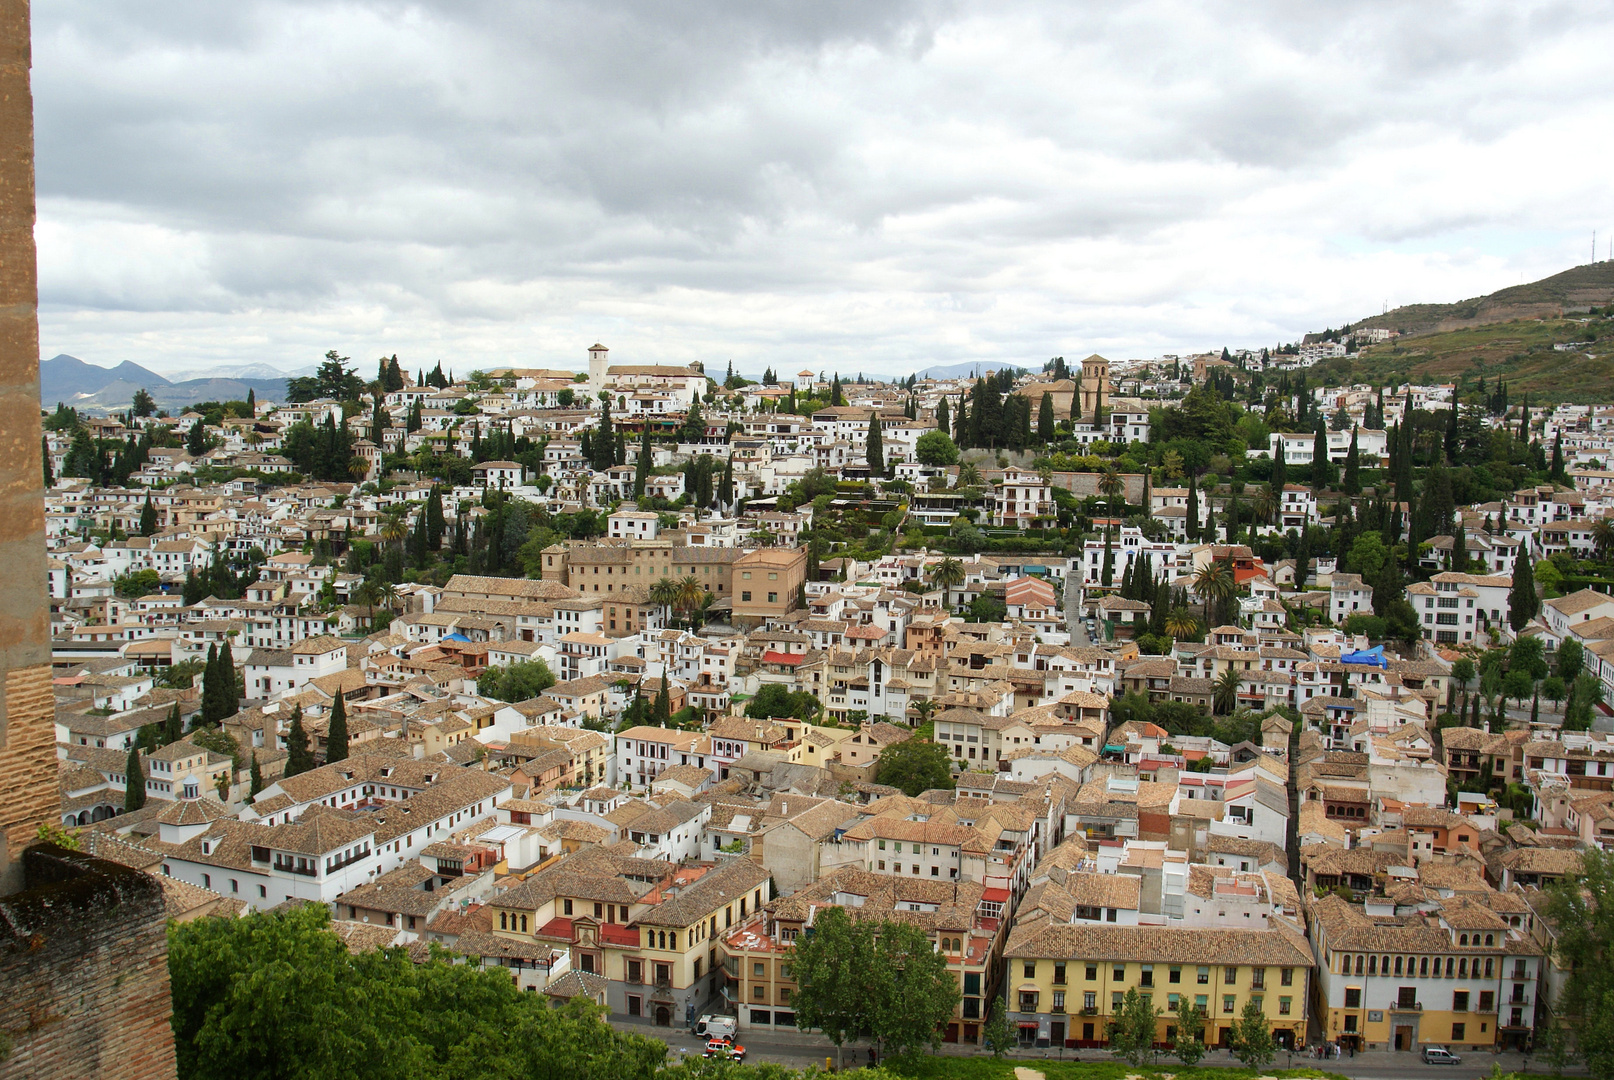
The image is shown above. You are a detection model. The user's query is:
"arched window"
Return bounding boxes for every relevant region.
[1458,958,1467,978]
[1485,958,1494,978]
[1460,934,1468,946]
[1355,955,1364,976]
[500,912,508,930]
[1368,956,1377,975]
[1446,957,1454,977]
[1485,934,1494,946]
[1394,957,1403,976]
[1420,957,1429,977]
[670,933,677,950]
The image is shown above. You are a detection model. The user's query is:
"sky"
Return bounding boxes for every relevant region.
[32,0,1614,379]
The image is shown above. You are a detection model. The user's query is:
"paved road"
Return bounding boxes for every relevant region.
[611,1020,1573,1080]
[1064,582,1089,645]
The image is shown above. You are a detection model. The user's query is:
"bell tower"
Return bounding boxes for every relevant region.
[588,342,609,393]
[1079,354,1110,420]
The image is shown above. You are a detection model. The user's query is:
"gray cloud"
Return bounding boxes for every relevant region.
[32,0,1614,375]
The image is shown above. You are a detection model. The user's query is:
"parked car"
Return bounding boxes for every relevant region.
[704,1039,746,1061]
[1422,1047,1461,1065]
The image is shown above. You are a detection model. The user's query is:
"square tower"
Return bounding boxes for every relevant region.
[1079,354,1110,421]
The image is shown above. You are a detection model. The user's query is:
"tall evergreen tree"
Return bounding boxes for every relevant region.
[718,456,734,507]
[139,494,158,537]
[124,744,146,812]
[216,640,238,720]
[1186,472,1199,541]
[830,374,843,406]
[1037,392,1054,443]
[1550,432,1567,484]
[1342,426,1361,495]
[1100,527,1114,588]
[425,487,445,550]
[249,751,263,797]
[326,693,349,763]
[1444,397,1459,462]
[1311,422,1335,488]
[246,386,257,415]
[187,418,208,456]
[202,643,221,723]
[634,423,651,498]
[1509,540,1539,632]
[953,397,969,449]
[652,676,671,725]
[164,703,183,745]
[1270,436,1287,491]
[284,706,314,777]
[936,395,950,433]
[594,397,615,472]
[866,413,884,474]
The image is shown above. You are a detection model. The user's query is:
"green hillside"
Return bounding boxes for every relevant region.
[1310,311,1614,402]
[1352,260,1614,337]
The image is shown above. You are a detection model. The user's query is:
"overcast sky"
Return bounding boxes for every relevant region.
[33,1,1614,378]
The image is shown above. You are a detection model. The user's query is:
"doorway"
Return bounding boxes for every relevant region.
[655,1006,671,1027]
[1394,1026,1413,1051]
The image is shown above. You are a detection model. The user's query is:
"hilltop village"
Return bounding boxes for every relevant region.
[39,340,1614,1057]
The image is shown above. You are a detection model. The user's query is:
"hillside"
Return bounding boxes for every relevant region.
[1313,312,1614,403]
[1354,261,1614,337]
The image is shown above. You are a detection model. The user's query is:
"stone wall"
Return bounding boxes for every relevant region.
[0,846,178,1080]
[0,0,53,896]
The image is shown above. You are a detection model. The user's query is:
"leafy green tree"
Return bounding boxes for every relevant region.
[1558,637,1584,681]
[1546,849,1614,1077]
[868,920,960,1057]
[982,996,1015,1058]
[477,660,557,703]
[327,694,349,763]
[744,683,820,722]
[168,903,669,1080]
[789,906,874,1069]
[114,568,163,598]
[1230,996,1276,1070]
[1452,657,1476,690]
[916,431,959,468]
[875,738,954,797]
[124,744,146,812]
[284,705,315,778]
[1173,1001,1207,1065]
[1107,987,1161,1068]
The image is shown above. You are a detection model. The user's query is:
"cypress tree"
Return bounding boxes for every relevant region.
[652,677,671,725]
[1531,688,1540,725]
[1452,524,1468,572]
[1549,432,1566,484]
[1444,398,1459,463]
[1037,393,1054,443]
[426,487,445,550]
[1186,473,1199,541]
[936,395,950,433]
[1311,423,1335,488]
[1509,540,1538,631]
[1101,527,1114,588]
[953,397,969,449]
[1271,436,1287,492]
[124,744,146,812]
[42,434,52,487]
[247,386,257,415]
[866,412,884,474]
[327,693,349,764]
[634,424,651,498]
[202,643,221,723]
[1342,427,1361,495]
[831,374,843,407]
[249,751,263,797]
[216,640,238,720]
[164,703,182,745]
[284,706,314,777]
[719,456,734,507]
[139,495,157,537]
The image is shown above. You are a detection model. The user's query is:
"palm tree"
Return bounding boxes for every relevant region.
[1165,608,1200,641]
[928,557,966,607]
[376,580,399,613]
[354,579,379,621]
[650,577,680,629]
[1098,466,1124,518]
[1253,484,1277,526]
[911,698,938,729]
[1213,666,1243,715]
[348,457,370,484]
[956,462,983,489]
[1594,518,1614,561]
[380,512,408,551]
[1193,561,1234,628]
[675,575,705,628]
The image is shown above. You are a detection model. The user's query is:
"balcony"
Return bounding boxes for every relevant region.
[1391,1001,1422,1012]
[1079,1007,1098,1016]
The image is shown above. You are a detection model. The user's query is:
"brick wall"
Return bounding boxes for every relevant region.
[0,847,178,1080]
[0,665,56,885]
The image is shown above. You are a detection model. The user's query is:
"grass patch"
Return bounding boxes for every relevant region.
[885,1060,1347,1080]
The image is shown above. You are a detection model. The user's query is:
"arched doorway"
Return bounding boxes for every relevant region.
[655,1006,671,1027]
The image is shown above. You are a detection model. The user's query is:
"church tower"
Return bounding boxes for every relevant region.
[588,343,609,393]
[1079,354,1110,420]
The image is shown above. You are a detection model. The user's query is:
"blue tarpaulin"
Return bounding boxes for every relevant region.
[1341,644,1387,668]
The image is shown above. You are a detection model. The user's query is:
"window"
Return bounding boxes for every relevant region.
[1344,988,1362,1008]
[1084,991,1097,1011]
[1223,995,1236,1014]
[1053,962,1066,985]
[1452,1023,1466,1042]
[754,962,765,977]
[1140,965,1153,987]
[1087,965,1098,981]
[1167,993,1180,1011]
[1019,991,1039,1010]
[1479,991,1495,1012]
[1197,966,1210,984]
[1224,966,1237,985]
[767,592,777,604]
[1279,997,1291,1015]
[1112,992,1124,1011]
[753,986,765,1000]
[1281,967,1293,987]
[1454,991,1469,1012]
[1113,965,1125,982]
[1169,966,1182,984]
[564,899,573,915]
[1052,991,1065,1012]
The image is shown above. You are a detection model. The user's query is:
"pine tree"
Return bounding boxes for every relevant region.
[187,418,208,457]
[953,397,969,449]
[216,640,238,720]
[284,706,314,777]
[249,751,263,797]
[1037,392,1054,443]
[1550,432,1567,484]
[1311,423,1335,488]
[866,413,884,474]
[426,487,445,550]
[936,395,950,433]
[246,386,257,415]
[327,693,349,763]
[124,744,146,812]
[719,456,734,506]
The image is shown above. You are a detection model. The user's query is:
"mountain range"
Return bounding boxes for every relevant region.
[40,354,292,413]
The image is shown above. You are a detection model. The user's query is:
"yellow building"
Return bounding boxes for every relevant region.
[1002,922,1314,1050]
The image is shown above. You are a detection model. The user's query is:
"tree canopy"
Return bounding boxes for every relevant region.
[874,738,955,797]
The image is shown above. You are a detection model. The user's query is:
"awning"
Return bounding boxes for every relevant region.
[1018,1022,1039,1030]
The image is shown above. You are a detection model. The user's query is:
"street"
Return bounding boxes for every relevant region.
[609,1020,1575,1080]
